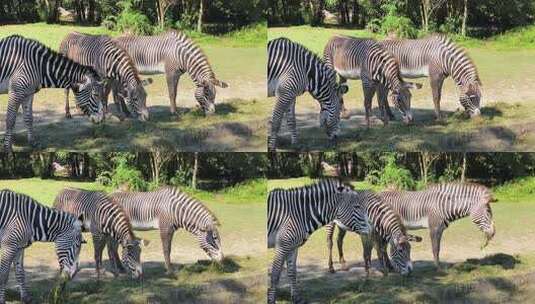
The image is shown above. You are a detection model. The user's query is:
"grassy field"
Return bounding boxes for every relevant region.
[268,178,535,303]
[0,23,268,152]
[0,178,267,304]
[268,26,535,151]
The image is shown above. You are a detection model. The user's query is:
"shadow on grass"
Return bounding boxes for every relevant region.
[276,105,525,152]
[275,253,529,303]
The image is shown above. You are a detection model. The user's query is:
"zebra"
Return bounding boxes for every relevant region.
[323,35,422,127]
[268,37,349,151]
[325,188,422,276]
[377,35,482,120]
[106,186,223,274]
[0,35,105,152]
[267,179,370,304]
[0,189,84,304]
[330,182,495,271]
[53,188,146,279]
[113,30,228,116]
[59,32,152,121]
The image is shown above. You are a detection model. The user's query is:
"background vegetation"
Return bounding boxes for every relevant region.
[1,0,266,36]
[269,0,535,39]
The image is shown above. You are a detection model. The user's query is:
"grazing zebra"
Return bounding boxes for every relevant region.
[59,32,152,121]
[377,35,482,120]
[330,182,495,271]
[267,179,370,304]
[106,186,223,274]
[113,30,228,116]
[323,35,422,127]
[325,188,422,276]
[0,189,84,304]
[268,37,349,151]
[53,188,145,279]
[0,35,105,152]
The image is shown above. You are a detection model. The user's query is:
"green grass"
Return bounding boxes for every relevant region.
[0,22,266,49]
[268,178,535,303]
[0,178,267,303]
[494,176,535,203]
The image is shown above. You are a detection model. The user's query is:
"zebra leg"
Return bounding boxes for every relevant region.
[268,94,293,152]
[326,223,335,273]
[336,227,348,271]
[268,246,290,304]
[361,234,373,276]
[430,74,446,120]
[0,246,17,304]
[430,225,446,270]
[92,233,106,279]
[3,92,23,153]
[21,95,36,149]
[287,101,298,146]
[64,89,72,119]
[160,227,175,274]
[362,81,377,129]
[286,248,305,304]
[165,69,180,115]
[13,250,30,304]
[375,238,389,276]
[377,84,391,126]
[106,239,126,274]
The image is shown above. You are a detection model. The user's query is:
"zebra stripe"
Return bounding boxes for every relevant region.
[113,30,228,115]
[323,35,422,126]
[107,186,222,273]
[267,179,369,304]
[267,37,348,151]
[53,188,144,279]
[0,189,84,303]
[0,35,104,152]
[378,35,482,119]
[59,32,150,121]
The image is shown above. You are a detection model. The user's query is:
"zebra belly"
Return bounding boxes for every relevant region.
[136,63,166,75]
[403,217,429,229]
[336,68,361,80]
[130,219,159,230]
[0,79,9,94]
[400,66,429,79]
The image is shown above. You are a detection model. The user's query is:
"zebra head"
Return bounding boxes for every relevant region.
[334,187,371,235]
[319,82,349,143]
[56,215,85,279]
[71,72,105,124]
[120,238,147,279]
[197,224,224,262]
[470,192,495,248]
[389,233,422,275]
[460,81,482,117]
[117,79,152,121]
[195,78,229,115]
[390,82,422,124]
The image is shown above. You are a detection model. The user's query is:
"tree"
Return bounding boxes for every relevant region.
[420,0,447,31]
[156,0,178,28]
[197,0,204,32]
[149,150,175,185]
[461,0,468,36]
[418,152,441,184]
[192,152,199,189]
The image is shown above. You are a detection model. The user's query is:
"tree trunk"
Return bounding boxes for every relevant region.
[87,0,95,24]
[196,0,203,32]
[461,0,468,36]
[192,152,199,189]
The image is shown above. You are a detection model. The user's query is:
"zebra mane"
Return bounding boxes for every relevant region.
[429,34,482,85]
[158,186,220,227]
[272,178,346,193]
[6,35,100,80]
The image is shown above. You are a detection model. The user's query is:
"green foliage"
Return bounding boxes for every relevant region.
[364,155,416,190]
[493,176,535,203]
[115,0,154,35]
[377,3,417,38]
[108,155,147,191]
[440,16,462,35]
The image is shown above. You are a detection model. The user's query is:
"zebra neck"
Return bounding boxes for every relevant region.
[41,52,87,89]
[31,206,71,242]
[439,45,478,86]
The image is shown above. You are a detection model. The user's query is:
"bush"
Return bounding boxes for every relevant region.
[116,0,154,35]
[365,155,416,190]
[110,158,147,191]
[379,3,417,38]
[440,16,462,35]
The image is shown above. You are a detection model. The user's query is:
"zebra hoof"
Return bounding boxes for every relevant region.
[65,113,72,119]
[328,267,335,273]
[340,263,349,271]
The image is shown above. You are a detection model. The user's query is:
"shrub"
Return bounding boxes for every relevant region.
[379,3,417,38]
[110,158,147,191]
[365,155,416,190]
[440,16,462,35]
[116,0,153,35]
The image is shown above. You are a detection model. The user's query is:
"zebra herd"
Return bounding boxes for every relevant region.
[0,186,223,304]
[267,180,496,304]
[0,30,228,152]
[267,34,482,151]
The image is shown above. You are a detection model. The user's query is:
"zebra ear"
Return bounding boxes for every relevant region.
[142,78,153,86]
[403,82,423,90]
[338,83,349,95]
[212,79,229,88]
